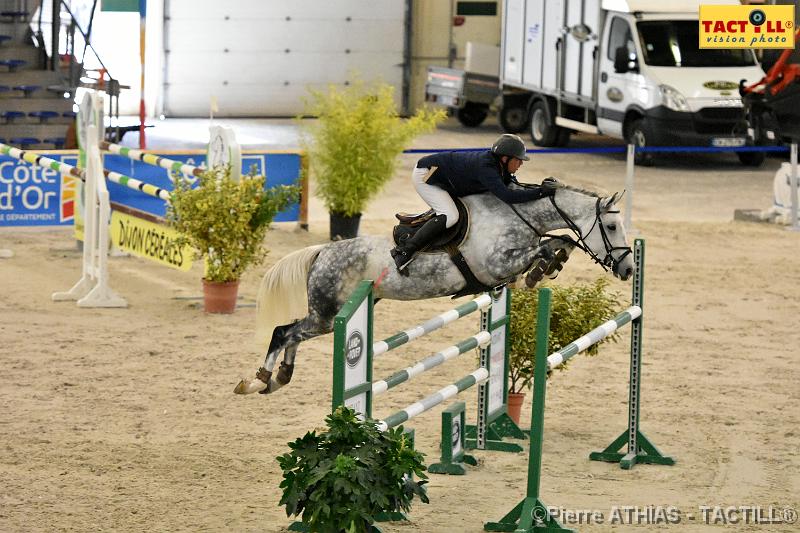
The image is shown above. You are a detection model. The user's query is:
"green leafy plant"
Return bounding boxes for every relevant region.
[278,406,429,532]
[300,79,445,217]
[508,279,623,393]
[167,166,299,282]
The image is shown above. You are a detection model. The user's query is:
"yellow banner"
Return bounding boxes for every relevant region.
[110,211,194,271]
[700,5,795,49]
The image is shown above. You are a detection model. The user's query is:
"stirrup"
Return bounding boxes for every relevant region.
[391,248,414,275]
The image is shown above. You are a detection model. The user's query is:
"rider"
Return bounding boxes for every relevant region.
[390,134,555,274]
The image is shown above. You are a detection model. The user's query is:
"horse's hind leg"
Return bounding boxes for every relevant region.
[250,321,297,394]
[234,320,298,395]
[261,317,330,394]
[234,315,330,395]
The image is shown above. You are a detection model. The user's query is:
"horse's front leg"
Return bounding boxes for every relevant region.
[524,238,576,287]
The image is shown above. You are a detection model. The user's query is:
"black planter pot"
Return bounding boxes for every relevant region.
[329,212,361,240]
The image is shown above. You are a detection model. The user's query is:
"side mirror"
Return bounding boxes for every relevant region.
[614,46,638,73]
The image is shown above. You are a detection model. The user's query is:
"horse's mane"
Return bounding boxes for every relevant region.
[510,179,603,198]
[553,182,602,198]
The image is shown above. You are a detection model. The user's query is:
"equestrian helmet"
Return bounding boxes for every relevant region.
[492,134,530,161]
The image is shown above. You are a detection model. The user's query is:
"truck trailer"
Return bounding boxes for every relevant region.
[500,0,767,165]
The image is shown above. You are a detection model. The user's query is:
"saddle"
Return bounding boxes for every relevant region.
[393,199,469,250]
[393,199,495,298]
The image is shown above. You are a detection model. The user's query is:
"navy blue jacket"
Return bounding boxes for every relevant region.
[417,150,549,204]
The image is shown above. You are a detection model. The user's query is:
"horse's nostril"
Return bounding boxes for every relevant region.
[625,267,633,279]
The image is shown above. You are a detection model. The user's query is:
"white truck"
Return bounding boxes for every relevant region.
[500,0,767,165]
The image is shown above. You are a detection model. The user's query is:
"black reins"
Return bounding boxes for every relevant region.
[509,189,632,273]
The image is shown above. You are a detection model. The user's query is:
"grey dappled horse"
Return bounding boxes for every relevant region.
[234,183,634,395]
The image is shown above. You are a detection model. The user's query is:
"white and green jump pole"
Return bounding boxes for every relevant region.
[485,238,674,532]
[588,239,675,469]
[332,281,525,452]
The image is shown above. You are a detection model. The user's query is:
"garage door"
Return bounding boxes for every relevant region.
[163,0,405,117]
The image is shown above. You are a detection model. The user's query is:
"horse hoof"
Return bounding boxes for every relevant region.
[233,378,268,395]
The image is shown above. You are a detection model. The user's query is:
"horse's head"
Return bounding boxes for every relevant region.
[577,192,634,280]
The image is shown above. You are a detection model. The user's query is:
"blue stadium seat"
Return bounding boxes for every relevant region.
[0,35,11,46]
[0,85,10,93]
[62,111,77,118]
[0,59,26,72]
[13,84,40,96]
[29,110,60,122]
[0,11,29,20]
[1,111,25,122]
[43,137,66,149]
[10,137,40,147]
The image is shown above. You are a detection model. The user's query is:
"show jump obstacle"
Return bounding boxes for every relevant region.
[485,238,674,533]
[332,283,526,453]
[53,91,240,308]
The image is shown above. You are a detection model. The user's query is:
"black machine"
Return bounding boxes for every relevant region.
[741,29,800,144]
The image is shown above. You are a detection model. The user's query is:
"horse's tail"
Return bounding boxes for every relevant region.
[254,244,325,347]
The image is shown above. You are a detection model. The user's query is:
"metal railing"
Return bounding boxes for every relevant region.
[31,0,128,141]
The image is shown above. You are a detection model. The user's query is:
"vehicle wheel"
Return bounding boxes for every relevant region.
[555,128,571,147]
[626,118,654,166]
[737,150,765,167]
[456,102,488,128]
[529,100,559,146]
[499,105,528,133]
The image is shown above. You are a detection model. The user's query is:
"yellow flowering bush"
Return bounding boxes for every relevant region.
[167,166,299,282]
[301,80,446,216]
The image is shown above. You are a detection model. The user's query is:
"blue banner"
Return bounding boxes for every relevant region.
[0,151,302,227]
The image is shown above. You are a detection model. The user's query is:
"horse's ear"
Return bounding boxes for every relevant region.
[601,191,623,211]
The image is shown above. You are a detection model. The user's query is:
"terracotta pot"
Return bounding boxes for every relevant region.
[506,391,526,425]
[202,279,240,314]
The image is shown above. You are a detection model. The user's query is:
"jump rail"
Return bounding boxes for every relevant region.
[0,142,170,201]
[486,238,675,533]
[332,281,525,452]
[101,141,204,178]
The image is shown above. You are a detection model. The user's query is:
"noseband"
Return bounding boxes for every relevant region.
[510,194,632,273]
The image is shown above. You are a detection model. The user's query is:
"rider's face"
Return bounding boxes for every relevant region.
[507,157,523,174]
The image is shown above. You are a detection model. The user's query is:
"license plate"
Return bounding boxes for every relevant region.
[711,137,746,147]
[437,95,456,107]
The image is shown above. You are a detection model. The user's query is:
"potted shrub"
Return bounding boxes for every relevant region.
[300,80,445,240]
[278,406,429,532]
[167,166,299,313]
[507,279,623,424]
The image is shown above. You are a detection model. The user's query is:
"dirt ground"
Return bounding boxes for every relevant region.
[1,118,799,532]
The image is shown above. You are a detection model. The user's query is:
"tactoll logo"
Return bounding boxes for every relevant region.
[699,5,795,49]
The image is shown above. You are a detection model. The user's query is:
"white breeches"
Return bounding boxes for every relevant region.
[411,166,459,228]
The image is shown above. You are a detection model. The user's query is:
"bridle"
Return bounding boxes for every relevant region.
[509,190,632,274]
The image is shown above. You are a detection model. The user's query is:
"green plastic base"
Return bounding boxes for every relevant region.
[429,454,478,475]
[465,413,527,453]
[589,430,675,470]
[484,498,574,532]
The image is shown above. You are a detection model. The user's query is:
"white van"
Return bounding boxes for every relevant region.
[501,0,767,165]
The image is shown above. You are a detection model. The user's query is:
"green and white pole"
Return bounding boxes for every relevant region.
[485,288,572,532]
[377,368,489,432]
[546,306,642,369]
[372,331,491,395]
[373,293,492,357]
[467,286,526,453]
[589,238,675,469]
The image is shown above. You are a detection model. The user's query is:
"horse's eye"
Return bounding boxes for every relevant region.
[607,223,617,231]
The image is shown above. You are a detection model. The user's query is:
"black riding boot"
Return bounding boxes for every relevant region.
[391,214,447,275]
